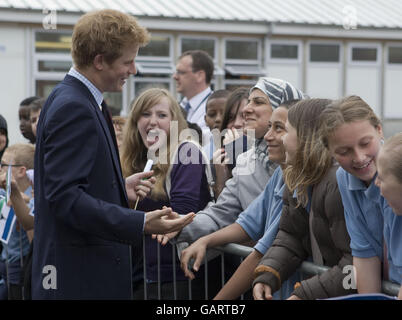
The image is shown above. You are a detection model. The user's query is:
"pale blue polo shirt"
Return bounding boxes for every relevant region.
[336,167,384,259]
[382,203,402,285]
[336,167,402,285]
[236,166,300,299]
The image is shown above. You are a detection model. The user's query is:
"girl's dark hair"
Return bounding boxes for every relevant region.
[220,87,250,131]
[29,97,46,112]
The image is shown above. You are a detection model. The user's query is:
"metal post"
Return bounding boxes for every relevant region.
[142,234,147,300]
[19,227,24,300]
[157,242,161,300]
[220,253,225,288]
[204,254,208,300]
[5,245,10,300]
[188,278,192,300]
[172,244,177,300]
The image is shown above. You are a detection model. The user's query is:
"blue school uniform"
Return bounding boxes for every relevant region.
[337,167,402,284]
[236,167,300,299]
[382,204,402,285]
[336,167,384,259]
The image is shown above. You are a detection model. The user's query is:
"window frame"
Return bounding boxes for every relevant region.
[385,43,402,67]
[177,35,224,76]
[32,28,74,97]
[223,37,262,65]
[178,35,218,60]
[348,42,382,67]
[266,40,302,64]
[137,33,174,62]
[307,40,343,66]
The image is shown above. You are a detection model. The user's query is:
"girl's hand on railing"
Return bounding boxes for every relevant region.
[152,230,179,246]
[180,238,208,280]
[253,283,273,300]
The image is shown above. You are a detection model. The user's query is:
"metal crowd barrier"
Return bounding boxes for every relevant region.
[142,242,400,300]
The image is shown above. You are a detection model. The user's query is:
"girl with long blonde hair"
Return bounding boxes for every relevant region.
[121,88,213,299]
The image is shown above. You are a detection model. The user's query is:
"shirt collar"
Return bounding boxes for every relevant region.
[347,171,381,201]
[183,87,212,110]
[273,168,285,199]
[68,67,104,108]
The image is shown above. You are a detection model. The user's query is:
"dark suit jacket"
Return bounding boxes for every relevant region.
[32,75,145,299]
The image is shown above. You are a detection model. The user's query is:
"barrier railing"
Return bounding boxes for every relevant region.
[142,242,400,300]
[216,243,400,298]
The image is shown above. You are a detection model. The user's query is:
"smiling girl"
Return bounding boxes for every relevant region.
[319,95,401,295]
[120,88,213,299]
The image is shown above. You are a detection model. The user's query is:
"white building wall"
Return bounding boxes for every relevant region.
[306,65,342,99]
[346,67,381,115]
[0,25,29,145]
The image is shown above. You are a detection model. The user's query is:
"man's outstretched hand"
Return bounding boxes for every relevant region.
[144,207,195,235]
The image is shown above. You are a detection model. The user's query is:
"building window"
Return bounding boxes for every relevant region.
[178,36,223,80]
[36,80,60,98]
[35,31,72,54]
[38,60,72,72]
[132,34,174,108]
[33,30,124,113]
[225,40,258,60]
[224,38,264,89]
[180,38,216,59]
[388,46,402,64]
[352,47,377,62]
[310,44,340,62]
[270,44,299,60]
[138,35,171,59]
[266,40,302,89]
[33,30,73,98]
[348,43,381,66]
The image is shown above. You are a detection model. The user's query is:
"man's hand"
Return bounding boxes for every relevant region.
[180,237,208,280]
[125,171,156,202]
[253,283,273,300]
[152,209,183,245]
[144,207,195,235]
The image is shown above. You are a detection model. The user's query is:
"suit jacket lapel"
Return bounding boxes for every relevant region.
[93,101,129,206]
[64,75,129,206]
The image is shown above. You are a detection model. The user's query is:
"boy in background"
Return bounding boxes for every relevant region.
[0,143,34,299]
[18,97,39,144]
[203,90,230,160]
